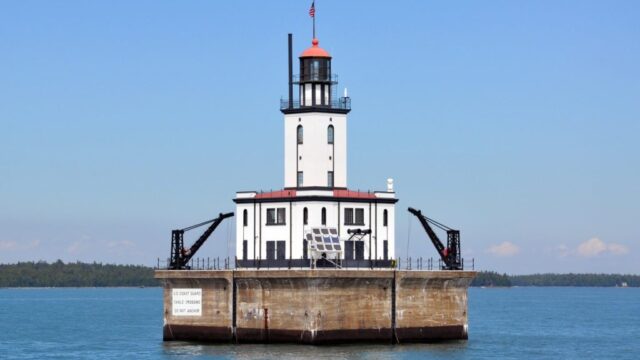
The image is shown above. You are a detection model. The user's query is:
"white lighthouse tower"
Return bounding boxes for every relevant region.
[234,35,397,266]
[283,38,347,190]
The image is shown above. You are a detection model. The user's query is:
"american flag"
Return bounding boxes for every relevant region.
[309,1,315,18]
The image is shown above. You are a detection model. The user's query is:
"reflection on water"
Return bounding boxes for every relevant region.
[162,341,471,359]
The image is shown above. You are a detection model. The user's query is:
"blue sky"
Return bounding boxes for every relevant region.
[1,1,638,274]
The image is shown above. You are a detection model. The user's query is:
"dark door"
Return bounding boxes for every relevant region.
[383,240,388,260]
[276,241,286,260]
[266,241,276,260]
[344,240,354,260]
[355,241,365,260]
[303,239,308,259]
[243,240,248,260]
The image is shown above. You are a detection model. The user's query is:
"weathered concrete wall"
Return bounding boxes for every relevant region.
[155,269,475,344]
[395,271,475,342]
[156,270,233,342]
[234,270,393,343]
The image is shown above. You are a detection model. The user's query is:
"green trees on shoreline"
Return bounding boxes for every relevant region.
[0,261,638,287]
[0,260,159,287]
[470,271,512,287]
[470,271,639,287]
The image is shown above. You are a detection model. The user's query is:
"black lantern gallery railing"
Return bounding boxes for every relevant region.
[292,73,339,84]
[280,97,351,112]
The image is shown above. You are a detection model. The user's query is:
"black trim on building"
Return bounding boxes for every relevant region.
[368,202,372,260]
[281,107,350,115]
[337,201,341,236]
[374,202,378,260]
[258,202,262,260]
[296,124,300,183]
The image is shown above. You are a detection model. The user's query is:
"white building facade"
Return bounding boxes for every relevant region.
[234,37,397,266]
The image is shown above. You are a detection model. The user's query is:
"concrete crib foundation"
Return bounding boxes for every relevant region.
[155,269,475,344]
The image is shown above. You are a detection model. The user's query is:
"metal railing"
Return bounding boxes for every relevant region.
[155,257,475,271]
[292,74,339,84]
[156,257,231,270]
[397,257,475,271]
[280,97,351,111]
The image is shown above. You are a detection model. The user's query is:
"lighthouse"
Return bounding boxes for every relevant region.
[157,15,474,345]
[234,35,398,266]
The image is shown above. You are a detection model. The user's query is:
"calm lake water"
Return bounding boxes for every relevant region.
[0,287,638,359]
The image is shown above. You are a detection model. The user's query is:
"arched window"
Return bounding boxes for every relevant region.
[297,125,303,144]
[383,209,388,227]
[303,207,308,225]
[243,209,248,227]
[327,125,334,144]
[321,207,327,225]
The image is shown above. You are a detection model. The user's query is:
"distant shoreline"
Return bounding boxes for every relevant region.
[1,261,638,288]
[0,261,159,288]
[471,271,638,287]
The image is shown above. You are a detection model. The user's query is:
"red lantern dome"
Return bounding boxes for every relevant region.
[300,38,331,58]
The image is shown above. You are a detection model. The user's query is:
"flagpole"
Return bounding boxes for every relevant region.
[313,3,316,38]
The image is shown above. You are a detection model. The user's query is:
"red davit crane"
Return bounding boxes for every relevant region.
[408,207,462,270]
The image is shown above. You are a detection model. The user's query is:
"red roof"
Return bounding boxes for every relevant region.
[248,189,383,201]
[255,190,297,199]
[300,38,331,58]
[250,189,378,200]
[333,189,377,199]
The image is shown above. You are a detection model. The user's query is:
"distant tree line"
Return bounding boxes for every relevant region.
[470,271,639,287]
[1,262,638,287]
[0,260,160,287]
[470,271,512,287]
[509,273,639,287]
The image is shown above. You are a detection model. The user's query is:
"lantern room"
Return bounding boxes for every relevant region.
[299,38,333,107]
[281,36,350,113]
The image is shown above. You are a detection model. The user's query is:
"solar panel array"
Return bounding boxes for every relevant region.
[306,227,342,252]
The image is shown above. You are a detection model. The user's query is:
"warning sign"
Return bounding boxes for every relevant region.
[172,288,202,316]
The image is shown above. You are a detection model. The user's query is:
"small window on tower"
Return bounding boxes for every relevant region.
[383,209,388,227]
[297,125,303,144]
[303,207,308,225]
[297,171,304,187]
[327,171,334,187]
[243,209,248,227]
[327,125,334,144]
[324,84,329,104]
[321,207,327,225]
[312,60,320,81]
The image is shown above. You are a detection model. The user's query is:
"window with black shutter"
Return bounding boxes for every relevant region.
[344,208,354,225]
[355,208,364,225]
